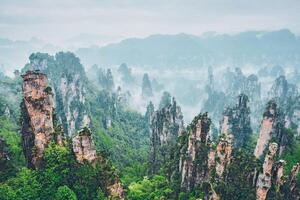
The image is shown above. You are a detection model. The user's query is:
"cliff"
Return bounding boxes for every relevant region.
[215,134,233,178]
[149,98,184,174]
[220,94,252,147]
[21,70,55,168]
[256,143,278,200]
[254,101,285,158]
[25,52,91,137]
[180,113,212,190]
[268,75,300,136]
[72,127,125,199]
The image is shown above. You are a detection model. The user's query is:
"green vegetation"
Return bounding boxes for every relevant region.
[127,175,173,200]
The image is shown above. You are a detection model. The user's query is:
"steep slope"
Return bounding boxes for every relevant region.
[23,52,90,137]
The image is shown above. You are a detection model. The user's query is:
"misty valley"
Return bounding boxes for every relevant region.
[0,26,300,200]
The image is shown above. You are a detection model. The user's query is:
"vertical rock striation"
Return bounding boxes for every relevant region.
[72,127,125,199]
[254,101,285,158]
[215,134,233,178]
[256,143,278,200]
[72,127,97,164]
[220,94,252,147]
[149,98,184,174]
[180,113,212,190]
[21,70,55,168]
[288,163,300,198]
[27,52,91,137]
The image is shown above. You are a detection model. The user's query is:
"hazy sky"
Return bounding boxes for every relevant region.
[1,0,300,45]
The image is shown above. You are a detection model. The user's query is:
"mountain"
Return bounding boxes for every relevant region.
[0,37,59,73]
[76,29,300,68]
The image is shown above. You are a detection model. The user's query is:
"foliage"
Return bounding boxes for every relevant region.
[0,184,17,200]
[5,168,42,200]
[0,116,24,181]
[214,149,260,200]
[55,186,77,200]
[282,140,300,182]
[127,175,173,200]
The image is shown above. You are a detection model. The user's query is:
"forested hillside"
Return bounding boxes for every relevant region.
[0,52,299,200]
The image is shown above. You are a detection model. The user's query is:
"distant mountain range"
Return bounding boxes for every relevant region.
[0,37,59,73]
[76,29,300,68]
[1,29,300,74]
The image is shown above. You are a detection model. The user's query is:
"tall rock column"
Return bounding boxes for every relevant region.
[72,127,125,199]
[21,70,55,168]
[215,134,233,178]
[220,94,252,148]
[254,101,285,158]
[28,52,91,137]
[180,113,212,191]
[256,143,278,200]
[149,98,184,175]
[288,163,300,198]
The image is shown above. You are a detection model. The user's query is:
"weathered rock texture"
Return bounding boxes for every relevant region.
[215,134,233,178]
[72,127,125,199]
[273,160,286,187]
[220,94,252,147]
[149,98,184,174]
[254,101,285,158]
[180,113,212,190]
[205,67,262,132]
[26,52,90,136]
[72,127,97,164]
[268,75,300,136]
[21,70,55,168]
[288,163,300,198]
[256,143,278,200]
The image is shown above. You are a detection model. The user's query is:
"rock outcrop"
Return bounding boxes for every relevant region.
[256,143,278,200]
[26,52,90,137]
[288,163,300,198]
[149,98,184,174]
[268,75,300,136]
[206,67,262,131]
[21,70,55,168]
[72,127,125,199]
[72,127,98,164]
[180,113,212,190]
[220,94,252,147]
[273,160,286,187]
[254,101,285,158]
[215,134,233,178]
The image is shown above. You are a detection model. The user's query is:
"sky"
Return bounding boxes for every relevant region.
[0,0,300,46]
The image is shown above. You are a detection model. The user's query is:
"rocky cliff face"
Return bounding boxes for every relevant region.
[256,143,278,200]
[268,76,298,112]
[26,52,90,137]
[149,98,184,174]
[215,134,233,178]
[72,127,98,164]
[288,163,300,197]
[72,127,125,199]
[268,75,300,137]
[254,101,285,158]
[206,67,262,131]
[21,71,55,168]
[180,113,212,190]
[220,94,252,147]
[255,142,300,200]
